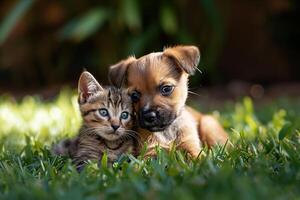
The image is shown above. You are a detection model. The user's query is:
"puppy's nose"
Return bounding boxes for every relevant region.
[111,124,120,131]
[143,110,157,123]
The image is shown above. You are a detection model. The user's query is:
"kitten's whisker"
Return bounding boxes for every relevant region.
[126,130,139,134]
[124,132,137,140]
[124,130,139,138]
[124,131,143,146]
[125,131,139,138]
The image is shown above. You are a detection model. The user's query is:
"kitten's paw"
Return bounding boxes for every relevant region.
[52,139,73,156]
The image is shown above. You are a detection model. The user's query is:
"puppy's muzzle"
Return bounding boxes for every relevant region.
[139,108,176,132]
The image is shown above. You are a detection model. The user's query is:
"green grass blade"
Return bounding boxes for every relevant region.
[0,0,34,44]
[59,8,110,42]
[278,122,293,140]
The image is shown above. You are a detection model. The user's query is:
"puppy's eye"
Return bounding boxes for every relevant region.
[131,90,141,102]
[160,85,174,96]
[99,108,109,117]
[120,111,129,119]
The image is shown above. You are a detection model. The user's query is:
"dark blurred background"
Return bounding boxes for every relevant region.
[0,0,299,98]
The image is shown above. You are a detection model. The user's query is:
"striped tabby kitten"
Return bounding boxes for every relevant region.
[53,71,137,171]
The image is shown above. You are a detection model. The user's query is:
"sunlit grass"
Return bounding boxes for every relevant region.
[0,90,81,149]
[0,90,299,200]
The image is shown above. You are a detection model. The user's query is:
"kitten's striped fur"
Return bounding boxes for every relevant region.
[53,71,138,171]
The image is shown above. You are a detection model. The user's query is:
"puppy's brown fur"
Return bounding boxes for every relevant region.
[109,46,228,157]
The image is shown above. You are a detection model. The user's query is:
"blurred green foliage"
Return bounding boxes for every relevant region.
[59,8,111,42]
[0,0,229,87]
[0,89,80,149]
[0,91,300,199]
[0,0,33,44]
[1,0,299,89]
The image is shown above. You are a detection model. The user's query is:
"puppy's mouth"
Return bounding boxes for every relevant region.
[142,125,169,132]
[138,110,176,132]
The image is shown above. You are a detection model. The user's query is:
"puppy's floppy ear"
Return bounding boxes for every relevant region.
[78,71,103,103]
[108,56,136,87]
[163,45,200,75]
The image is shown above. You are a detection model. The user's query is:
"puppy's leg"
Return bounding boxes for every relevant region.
[177,126,203,158]
[199,115,229,147]
[186,106,229,147]
[143,141,170,159]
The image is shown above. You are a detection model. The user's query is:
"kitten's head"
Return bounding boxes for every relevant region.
[78,71,134,141]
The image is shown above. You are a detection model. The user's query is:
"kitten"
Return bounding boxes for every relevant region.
[53,71,138,171]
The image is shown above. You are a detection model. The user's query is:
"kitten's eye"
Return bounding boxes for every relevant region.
[120,111,129,119]
[99,108,109,117]
[160,85,174,96]
[131,90,141,102]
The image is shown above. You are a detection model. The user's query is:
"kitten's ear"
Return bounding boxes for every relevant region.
[108,56,136,87]
[163,45,200,75]
[78,71,103,103]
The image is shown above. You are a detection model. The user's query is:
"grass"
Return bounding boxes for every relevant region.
[0,89,300,200]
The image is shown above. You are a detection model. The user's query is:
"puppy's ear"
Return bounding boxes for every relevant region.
[163,45,200,75]
[108,56,136,87]
[78,71,103,103]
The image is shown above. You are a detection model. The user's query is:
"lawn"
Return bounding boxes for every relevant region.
[0,89,299,200]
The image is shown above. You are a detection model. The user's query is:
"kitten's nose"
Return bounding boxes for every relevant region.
[111,124,120,131]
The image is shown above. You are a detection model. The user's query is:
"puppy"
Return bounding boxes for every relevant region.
[108,45,228,158]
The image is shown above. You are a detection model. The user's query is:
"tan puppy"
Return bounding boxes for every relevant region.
[108,45,228,158]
